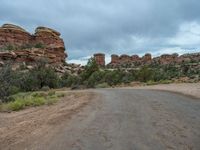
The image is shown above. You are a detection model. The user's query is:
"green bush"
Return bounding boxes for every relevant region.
[31,97,46,106]
[0,60,61,101]
[7,100,25,111]
[57,93,65,98]
[0,65,21,101]
[0,91,64,111]
[80,57,99,82]
[159,80,172,84]
[32,92,47,98]
[136,66,153,82]
[41,86,50,91]
[48,91,56,96]
[95,83,109,88]
[146,80,158,85]
[104,70,124,86]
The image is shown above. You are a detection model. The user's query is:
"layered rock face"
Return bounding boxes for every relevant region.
[142,53,152,64]
[109,53,152,66]
[0,24,67,65]
[94,53,105,66]
[106,52,200,67]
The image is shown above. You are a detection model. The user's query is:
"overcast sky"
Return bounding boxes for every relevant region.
[0,0,200,64]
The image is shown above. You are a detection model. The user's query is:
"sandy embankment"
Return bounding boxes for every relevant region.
[133,83,200,99]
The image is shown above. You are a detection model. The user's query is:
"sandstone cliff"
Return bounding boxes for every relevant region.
[0,23,67,65]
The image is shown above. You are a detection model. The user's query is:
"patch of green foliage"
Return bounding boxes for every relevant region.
[0,57,199,102]
[95,83,109,88]
[0,91,65,111]
[0,60,61,102]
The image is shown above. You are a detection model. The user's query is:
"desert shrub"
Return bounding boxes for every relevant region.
[146,80,158,85]
[7,96,46,111]
[60,72,81,87]
[35,67,59,89]
[136,66,153,82]
[80,57,99,81]
[32,92,47,98]
[57,93,65,98]
[48,91,56,96]
[163,65,181,79]
[68,75,81,87]
[103,70,124,86]
[0,91,64,111]
[31,97,46,106]
[0,65,21,101]
[41,86,50,91]
[59,72,69,87]
[86,70,105,88]
[121,72,134,84]
[95,82,109,88]
[159,80,172,84]
[18,66,59,91]
[0,59,61,101]
[19,72,40,91]
[20,59,59,90]
[7,99,25,111]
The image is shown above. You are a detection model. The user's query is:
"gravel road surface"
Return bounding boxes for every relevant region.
[29,89,200,150]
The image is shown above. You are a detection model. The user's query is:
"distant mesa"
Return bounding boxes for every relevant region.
[94,52,200,67]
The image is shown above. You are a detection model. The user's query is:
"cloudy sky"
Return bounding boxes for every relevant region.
[0,0,200,64]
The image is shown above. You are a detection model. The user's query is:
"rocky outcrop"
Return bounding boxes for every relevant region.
[142,53,152,64]
[152,53,178,65]
[94,53,105,66]
[111,54,120,64]
[34,26,65,51]
[109,53,151,67]
[0,24,31,48]
[106,52,200,67]
[0,23,67,65]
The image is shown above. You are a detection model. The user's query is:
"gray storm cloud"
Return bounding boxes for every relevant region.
[0,0,200,63]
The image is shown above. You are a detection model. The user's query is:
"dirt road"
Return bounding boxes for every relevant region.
[1,89,200,150]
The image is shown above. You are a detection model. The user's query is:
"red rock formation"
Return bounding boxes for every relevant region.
[0,24,31,48]
[94,53,105,66]
[0,23,67,65]
[34,27,65,50]
[108,52,200,67]
[159,54,178,65]
[111,54,120,64]
[142,53,152,64]
[120,54,132,63]
[131,55,139,60]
